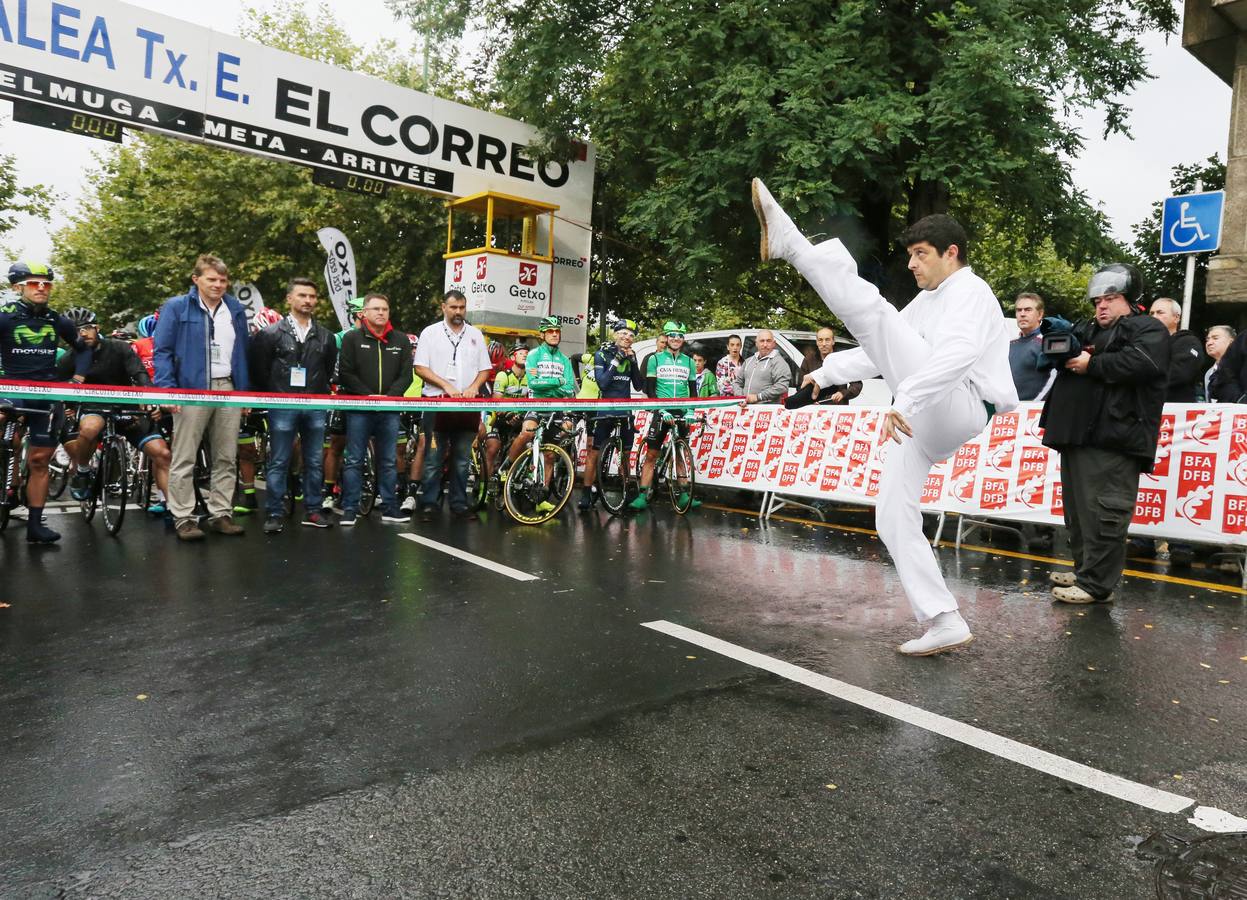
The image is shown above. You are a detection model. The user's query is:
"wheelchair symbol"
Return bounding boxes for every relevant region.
[1168,201,1211,249]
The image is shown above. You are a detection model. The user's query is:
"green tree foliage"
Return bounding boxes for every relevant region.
[0,126,54,260]
[1130,155,1225,328]
[51,4,451,332]
[477,0,1173,322]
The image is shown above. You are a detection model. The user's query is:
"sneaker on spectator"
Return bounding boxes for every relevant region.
[302,511,333,528]
[400,494,417,512]
[339,510,358,527]
[323,492,338,512]
[263,516,284,534]
[381,509,412,524]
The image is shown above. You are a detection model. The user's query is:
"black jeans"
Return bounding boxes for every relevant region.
[1058,446,1145,598]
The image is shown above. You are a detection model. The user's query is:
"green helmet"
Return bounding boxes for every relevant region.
[8,261,54,284]
[537,316,562,331]
[662,320,686,336]
[348,296,366,316]
[611,318,638,333]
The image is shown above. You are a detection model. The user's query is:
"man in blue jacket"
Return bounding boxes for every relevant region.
[153,254,251,541]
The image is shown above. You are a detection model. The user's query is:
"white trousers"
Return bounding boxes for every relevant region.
[791,239,987,622]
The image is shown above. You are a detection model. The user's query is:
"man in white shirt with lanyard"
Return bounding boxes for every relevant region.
[413,289,493,521]
[753,179,1018,656]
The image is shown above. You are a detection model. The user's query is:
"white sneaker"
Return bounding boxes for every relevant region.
[898,611,974,657]
[400,494,417,512]
[751,178,803,262]
[323,494,337,511]
[1048,571,1077,587]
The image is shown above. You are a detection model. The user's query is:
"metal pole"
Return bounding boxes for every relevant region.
[1180,178,1202,332]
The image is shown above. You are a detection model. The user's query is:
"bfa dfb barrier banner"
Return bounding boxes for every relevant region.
[683,403,1247,547]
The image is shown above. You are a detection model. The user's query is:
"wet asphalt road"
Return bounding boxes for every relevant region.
[1,495,1245,898]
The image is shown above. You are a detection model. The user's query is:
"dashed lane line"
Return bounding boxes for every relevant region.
[642,619,1247,834]
[398,533,540,582]
[703,503,1247,596]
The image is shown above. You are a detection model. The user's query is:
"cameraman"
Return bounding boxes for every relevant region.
[1039,263,1169,604]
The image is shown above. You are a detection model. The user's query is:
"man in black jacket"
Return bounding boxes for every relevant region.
[1209,327,1247,403]
[337,292,412,525]
[1149,297,1205,402]
[1040,263,1170,604]
[248,277,338,533]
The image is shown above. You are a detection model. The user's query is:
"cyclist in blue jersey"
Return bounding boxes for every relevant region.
[0,262,92,543]
[578,319,643,510]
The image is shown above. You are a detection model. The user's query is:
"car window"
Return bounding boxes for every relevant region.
[689,337,728,371]
[788,337,819,374]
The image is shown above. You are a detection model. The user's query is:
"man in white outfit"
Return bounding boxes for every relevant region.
[752,179,1019,656]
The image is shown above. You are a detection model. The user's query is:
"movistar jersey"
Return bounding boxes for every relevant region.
[645,349,695,399]
[0,300,90,382]
[593,343,644,398]
[525,344,575,399]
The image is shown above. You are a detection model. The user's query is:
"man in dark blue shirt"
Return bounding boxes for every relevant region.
[578,319,644,510]
[0,262,91,543]
[1008,293,1057,401]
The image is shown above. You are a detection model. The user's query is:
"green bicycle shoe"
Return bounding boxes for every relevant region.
[628,494,649,511]
[678,493,702,509]
[535,500,556,514]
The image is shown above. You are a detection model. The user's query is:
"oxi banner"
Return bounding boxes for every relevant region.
[672,403,1247,547]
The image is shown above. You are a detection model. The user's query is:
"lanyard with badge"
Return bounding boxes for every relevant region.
[207,302,224,371]
[443,324,465,387]
[288,314,309,388]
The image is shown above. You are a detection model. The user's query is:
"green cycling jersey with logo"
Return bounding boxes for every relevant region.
[645,349,695,399]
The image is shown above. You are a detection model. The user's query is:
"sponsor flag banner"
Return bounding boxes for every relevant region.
[317,227,356,329]
[692,401,1247,547]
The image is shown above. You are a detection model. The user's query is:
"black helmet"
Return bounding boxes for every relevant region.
[64,306,98,327]
[1086,263,1145,309]
[8,261,54,285]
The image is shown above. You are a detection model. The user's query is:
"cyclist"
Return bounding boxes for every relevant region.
[579,319,642,510]
[0,262,91,543]
[323,296,366,510]
[57,307,172,509]
[133,313,158,380]
[483,341,529,503]
[506,318,575,513]
[631,320,699,511]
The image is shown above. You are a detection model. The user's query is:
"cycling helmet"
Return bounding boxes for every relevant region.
[136,313,159,338]
[1086,263,1145,309]
[251,306,283,334]
[537,316,562,332]
[662,320,687,336]
[64,306,98,327]
[488,339,506,368]
[8,261,54,284]
[348,296,366,317]
[612,318,638,334]
[510,340,528,356]
[406,332,419,348]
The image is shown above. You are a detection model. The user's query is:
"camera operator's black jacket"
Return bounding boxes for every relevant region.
[1039,313,1170,472]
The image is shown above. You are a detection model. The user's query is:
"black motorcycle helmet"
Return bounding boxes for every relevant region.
[1085,263,1146,313]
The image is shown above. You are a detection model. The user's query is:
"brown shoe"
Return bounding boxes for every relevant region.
[205,515,245,535]
[176,519,206,541]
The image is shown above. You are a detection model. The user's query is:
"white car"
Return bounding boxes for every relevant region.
[627,328,892,406]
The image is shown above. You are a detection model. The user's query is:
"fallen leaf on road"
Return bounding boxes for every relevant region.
[1219,680,1230,685]
[136,694,148,701]
[1173,774,1184,780]
[825,784,837,790]
[686,656,697,660]
[1200,663,1212,669]
[1172,699,1181,705]
[1086,666,1096,672]
[1145,624,1154,629]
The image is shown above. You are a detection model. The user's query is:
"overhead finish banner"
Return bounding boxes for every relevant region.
[0,0,596,350]
[316,227,355,330]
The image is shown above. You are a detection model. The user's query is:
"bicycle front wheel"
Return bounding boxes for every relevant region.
[597,436,630,515]
[48,446,70,500]
[359,446,377,516]
[101,436,129,535]
[81,449,100,523]
[0,442,12,532]
[667,438,696,515]
[466,443,486,511]
[503,443,574,525]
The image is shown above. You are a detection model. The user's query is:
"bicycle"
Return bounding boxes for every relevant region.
[634,410,703,515]
[0,406,34,533]
[502,411,576,525]
[78,411,131,536]
[592,414,637,516]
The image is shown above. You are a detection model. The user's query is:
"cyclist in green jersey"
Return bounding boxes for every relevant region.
[507,318,575,512]
[631,321,699,510]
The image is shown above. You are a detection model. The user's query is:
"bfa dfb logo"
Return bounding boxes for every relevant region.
[452,260,463,282]
[476,255,488,280]
[518,262,538,286]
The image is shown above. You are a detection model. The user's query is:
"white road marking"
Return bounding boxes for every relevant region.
[398,533,539,582]
[642,620,1247,832]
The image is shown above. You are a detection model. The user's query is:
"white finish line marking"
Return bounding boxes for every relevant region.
[398,533,539,582]
[642,620,1247,833]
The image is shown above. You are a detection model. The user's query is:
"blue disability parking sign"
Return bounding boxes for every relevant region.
[1160,191,1225,255]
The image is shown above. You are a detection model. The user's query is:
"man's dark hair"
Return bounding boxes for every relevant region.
[443,289,466,303]
[287,276,317,295]
[899,214,968,262]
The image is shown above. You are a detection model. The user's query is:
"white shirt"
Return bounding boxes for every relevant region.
[413,320,492,396]
[811,257,1019,419]
[1205,361,1219,401]
[200,297,235,379]
[288,314,312,343]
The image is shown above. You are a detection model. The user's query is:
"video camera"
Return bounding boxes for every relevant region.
[1039,316,1088,364]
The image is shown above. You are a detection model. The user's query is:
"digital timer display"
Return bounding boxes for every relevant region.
[311,168,389,197]
[12,100,124,143]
